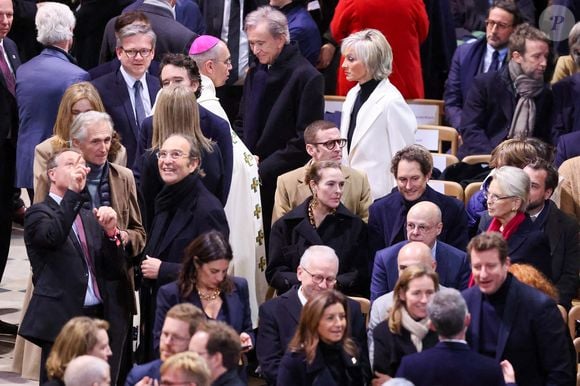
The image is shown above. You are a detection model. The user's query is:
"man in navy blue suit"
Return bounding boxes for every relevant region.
[371,201,470,301]
[462,232,575,386]
[368,144,469,255]
[125,303,204,385]
[92,23,160,167]
[458,24,553,159]
[397,288,515,386]
[257,245,368,386]
[555,130,580,167]
[444,0,520,129]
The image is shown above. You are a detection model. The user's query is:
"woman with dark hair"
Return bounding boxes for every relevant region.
[153,230,253,354]
[267,160,369,296]
[372,265,439,379]
[277,289,369,386]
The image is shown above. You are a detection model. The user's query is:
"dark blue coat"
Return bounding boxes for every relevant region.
[458,65,553,159]
[154,277,253,352]
[124,359,161,386]
[280,2,321,66]
[91,69,160,167]
[552,73,580,145]
[257,286,367,385]
[463,275,576,386]
[396,341,508,386]
[555,131,580,167]
[478,213,552,279]
[368,185,469,255]
[124,0,206,35]
[444,37,487,129]
[370,240,470,301]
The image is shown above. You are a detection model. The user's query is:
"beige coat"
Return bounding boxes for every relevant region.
[272,162,372,224]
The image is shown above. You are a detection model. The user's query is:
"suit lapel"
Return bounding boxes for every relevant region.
[224,286,242,329]
[282,288,303,325]
[435,244,450,284]
[157,207,195,256]
[349,81,386,153]
[146,73,160,105]
[468,290,483,352]
[115,70,139,142]
[499,71,515,123]
[294,219,323,245]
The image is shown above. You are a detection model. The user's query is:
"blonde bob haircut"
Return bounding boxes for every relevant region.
[341,29,393,81]
[152,85,213,155]
[388,265,439,335]
[45,317,110,381]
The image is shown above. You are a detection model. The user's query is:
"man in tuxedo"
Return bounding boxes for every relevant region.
[396,288,515,386]
[444,0,520,129]
[92,23,160,167]
[462,232,575,386]
[272,119,372,223]
[524,159,579,309]
[257,245,368,385]
[371,201,470,300]
[368,144,469,255]
[19,149,127,383]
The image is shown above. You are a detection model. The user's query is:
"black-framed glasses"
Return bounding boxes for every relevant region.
[156,150,191,160]
[485,19,513,30]
[301,266,337,286]
[310,138,347,151]
[121,47,152,58]
[483,191,516,203]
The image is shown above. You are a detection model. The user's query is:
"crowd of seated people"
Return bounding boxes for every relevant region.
[1,1,579,386]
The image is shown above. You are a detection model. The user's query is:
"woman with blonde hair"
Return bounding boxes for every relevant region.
[373,265,439,379]
[137,85,226,231]
[45,317,112,386]
[278,289,369,385]
[33,81,126,203]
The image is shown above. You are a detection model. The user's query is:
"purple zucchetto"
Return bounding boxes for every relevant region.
[189,35,220,55]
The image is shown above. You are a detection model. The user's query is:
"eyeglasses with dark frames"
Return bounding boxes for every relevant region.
[310,138,347,151]
[485,19,513,30]
[121,48,153,58]
[301,266,337,286]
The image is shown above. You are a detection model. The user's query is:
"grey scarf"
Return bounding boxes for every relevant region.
[507,60,545,139]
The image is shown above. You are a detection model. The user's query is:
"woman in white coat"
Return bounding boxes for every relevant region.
[339,29,417,200]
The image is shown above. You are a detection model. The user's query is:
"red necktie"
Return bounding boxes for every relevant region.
[74,215,102,301]
[0,44,16,96]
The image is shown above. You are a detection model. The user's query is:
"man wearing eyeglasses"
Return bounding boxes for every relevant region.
[458,22,553,159]
[92,23,160,167]
[444,0,521,130]
[257,245,368,386]
[272,120,372,223]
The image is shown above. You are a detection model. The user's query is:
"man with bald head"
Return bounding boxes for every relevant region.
[257,245,368,385]
[370,201,470,301]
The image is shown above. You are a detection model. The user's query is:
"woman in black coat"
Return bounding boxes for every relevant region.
[266,161,369,296]
[277,289,369,386]
[373,265,439,380]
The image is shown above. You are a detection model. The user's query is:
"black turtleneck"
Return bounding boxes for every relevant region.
[319,341,348,386]
[347,78,381,152]
[480,273,513,358]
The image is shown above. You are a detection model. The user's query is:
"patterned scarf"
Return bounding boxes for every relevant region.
[507,60,545,139]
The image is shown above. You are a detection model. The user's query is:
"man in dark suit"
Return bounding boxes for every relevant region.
[125,303,204,386]
[0,0,20,286]
[19,149,127,383]
[236,6,324,249]
[462,232,575,386]
[257,245,368,386]
[99,0,197,64]
[444,0,520,129]
[92,23,160,167]
[397,288,515,386]
[458,23,553,159]
[371,201,470,301]
[552,73,580,153]
[368,144,469,255]
[524,160,579,309]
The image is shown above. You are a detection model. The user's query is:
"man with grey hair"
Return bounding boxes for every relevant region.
[15,1,89,193]
[396,289,516,386]
[235,5,324,250]
[371,201,470,301]
[93,23,160,167]
[69,111,145,383]
[64,355,111,386]
[100,0,197,63]
[257,245,368,385]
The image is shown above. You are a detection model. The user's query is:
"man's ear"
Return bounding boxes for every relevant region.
[512,51,523,64]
